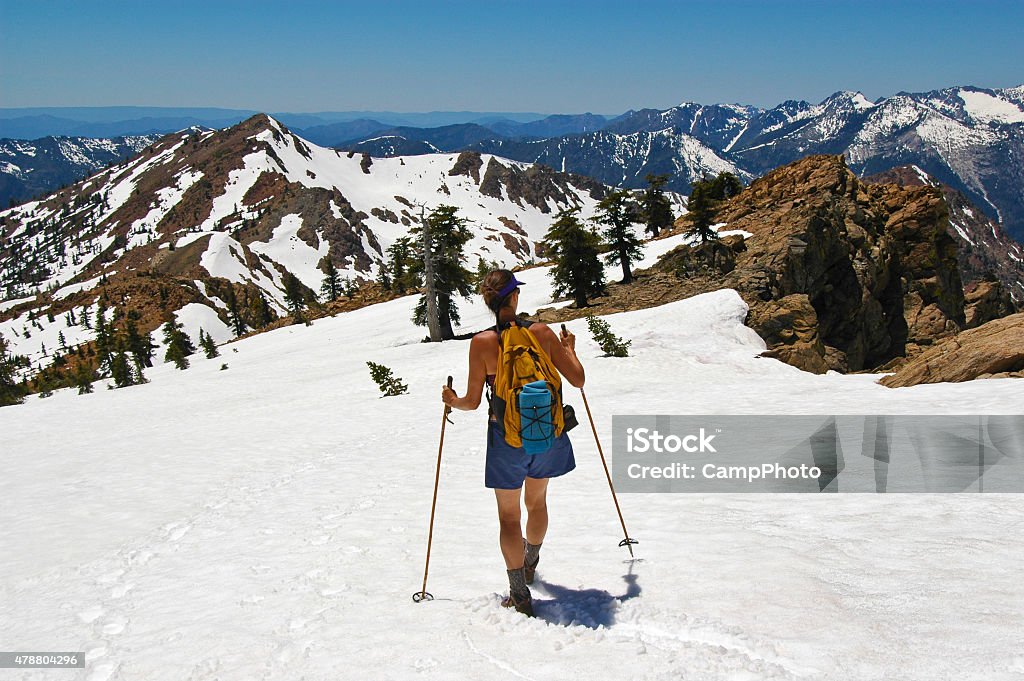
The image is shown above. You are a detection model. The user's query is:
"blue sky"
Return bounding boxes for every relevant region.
[1,0,1021,114]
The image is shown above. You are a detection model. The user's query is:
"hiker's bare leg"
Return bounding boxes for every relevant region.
[523,477,549,546]
[494,488,524,569]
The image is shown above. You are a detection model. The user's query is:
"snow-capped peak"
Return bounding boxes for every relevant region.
[958,88,1024,125]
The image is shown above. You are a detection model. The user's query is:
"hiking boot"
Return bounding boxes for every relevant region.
[501,591,534,617]
[523,540,541,585]
[524,554,539,585]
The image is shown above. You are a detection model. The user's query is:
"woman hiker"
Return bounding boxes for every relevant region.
[441,269,585,616]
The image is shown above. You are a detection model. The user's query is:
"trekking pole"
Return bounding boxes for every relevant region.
[565,324,638,558]
[412,376,454,603]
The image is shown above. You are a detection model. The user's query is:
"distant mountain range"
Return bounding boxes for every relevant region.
[0,134,162,208]
[2,84,1023,242]
[0,107,556,140]
[341,86,1024,243]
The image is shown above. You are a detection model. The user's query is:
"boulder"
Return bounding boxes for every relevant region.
[880,313,1024,387]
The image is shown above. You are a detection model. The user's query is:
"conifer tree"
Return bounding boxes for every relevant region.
[707,171,744,200]
[0,334,24,407]
[593,189,644,284]
[320,259,342,302]
[685,181,718,244]
[250,290,274,328]
[544,208,606,308]
[199,328,220,358]
[73,360,96,394]
[410,205,475,340]
[283,272,307,318]
[586,315,631,357]
[94,302,113,375]
[109,332,135,388]
[125,316,155,368]
[640,174,675,238]
[376,262,393,290]
[474,257,502,286]
[162,320,195,370]
[223,285,247,336]
[366,361,409,397]
[387,237,417,294]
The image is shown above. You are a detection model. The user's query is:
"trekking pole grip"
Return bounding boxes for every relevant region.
[444,375,453,417]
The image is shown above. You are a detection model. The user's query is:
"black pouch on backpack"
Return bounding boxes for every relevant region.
[562,404,579,432]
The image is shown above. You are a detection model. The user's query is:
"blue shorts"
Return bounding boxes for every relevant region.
[485,419,576,489]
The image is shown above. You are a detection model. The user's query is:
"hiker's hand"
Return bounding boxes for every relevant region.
[441,385,457,406]
[560,326,576,352]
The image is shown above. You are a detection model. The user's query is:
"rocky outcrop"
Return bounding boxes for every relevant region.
[880,313,1024,387]
[865,166,1024,310]
[658,155,966,373]
[479,157,605,212]
[964,279,1016,328]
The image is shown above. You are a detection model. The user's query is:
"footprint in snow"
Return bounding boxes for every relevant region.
[78,605,104,624]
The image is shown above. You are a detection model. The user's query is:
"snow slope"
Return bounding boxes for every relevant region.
[1,269,1022,681]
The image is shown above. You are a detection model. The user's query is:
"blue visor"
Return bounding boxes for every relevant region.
[497,275,526,298]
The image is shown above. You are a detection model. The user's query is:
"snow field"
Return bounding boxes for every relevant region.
[1,263,1022,680]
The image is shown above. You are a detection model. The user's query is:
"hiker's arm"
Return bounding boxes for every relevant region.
[536,323,585,388]
[442,335,486,410]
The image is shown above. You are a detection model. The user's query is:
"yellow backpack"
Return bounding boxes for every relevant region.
[491,320,565,451]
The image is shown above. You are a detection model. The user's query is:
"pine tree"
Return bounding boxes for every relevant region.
[410,205,475,340]
[283,272,307,317]
[199,328,220,358]
[73,360,96,394]
[475,257,502,286]
[586,315,631,357]
[0,334,25,407]
[544,208,606,308]
[376,261,393,290]
[366,361,409,397]
[109,331,136,388]
[222,285,247,336]
[81,305,91,329]
[685,181,718,244]
[707,171,744,200]
[593,189,644,284]
[94,302,113,375]
[125,316,155,367]
[162,320,195,370]
[251,290,274,328]
[387,237,417,294]
[320,259,342,302]
[640,174,675,238]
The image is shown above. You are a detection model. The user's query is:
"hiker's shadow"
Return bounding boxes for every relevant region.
[531,561,642,629]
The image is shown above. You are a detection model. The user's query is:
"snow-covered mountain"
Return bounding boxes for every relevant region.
[339,85,1024,243]
[469,129,750,189]
[0,133,161,208]
[0,114,630,370]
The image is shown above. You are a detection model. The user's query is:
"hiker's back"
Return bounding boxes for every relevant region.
[489,319,566,453]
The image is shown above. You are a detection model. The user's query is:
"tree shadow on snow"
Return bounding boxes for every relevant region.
[531,560,642,629]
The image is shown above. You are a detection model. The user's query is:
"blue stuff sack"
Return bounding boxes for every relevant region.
[518,380,555,455]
